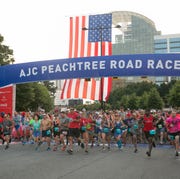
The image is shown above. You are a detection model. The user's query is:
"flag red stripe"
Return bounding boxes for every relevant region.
[87,42,91,56]
[99,78,104,101]
[60,80,67,99]
[74,16,79,58]
[91,79,96,100]
[94,42,99,56]
[74,79,81,98]
[102,42,105,56]
[67,80,73,98]
[80,16,86,57]
[83,81,88,98]
[69,17,73,58]
[108,42,112,55]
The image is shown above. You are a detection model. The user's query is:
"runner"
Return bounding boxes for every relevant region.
[155,112,166,144]
[86,112,96,148]
[52,115,61,151]
[35,114,52,151]
[94,112,102,146]
[66,108,81,154]
[29,115,35,144]
[3,113,13,150]
[21,112,31,145]
[127,112,139,153]
[79,114,90,153]
[59,111,71,152]
[112,113,124,150]
[166,111,180,156]
[143,110,156,157]
[13,111,22,141]
[101,112,112,150]
[0,112,5,144]
[32,114,41,145]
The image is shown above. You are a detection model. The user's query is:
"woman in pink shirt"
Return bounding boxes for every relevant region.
[166,111,180,157]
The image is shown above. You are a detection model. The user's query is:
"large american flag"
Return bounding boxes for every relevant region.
[60,13,113,101]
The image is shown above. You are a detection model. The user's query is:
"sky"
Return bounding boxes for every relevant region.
[0,0,180,64]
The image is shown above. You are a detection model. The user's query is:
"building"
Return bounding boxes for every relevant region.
[154,34,180,85]
[111,11,161,87]
[112,11,160,54]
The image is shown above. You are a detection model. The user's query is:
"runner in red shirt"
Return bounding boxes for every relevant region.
[143,110,156,157]
[67,108,81,154]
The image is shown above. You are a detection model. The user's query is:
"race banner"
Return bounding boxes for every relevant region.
[0,84,14,116]
[0,53,180,87]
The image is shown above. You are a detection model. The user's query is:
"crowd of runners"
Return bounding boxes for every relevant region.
[0,108,180,157]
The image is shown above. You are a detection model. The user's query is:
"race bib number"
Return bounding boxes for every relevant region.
[81,126,86,131]
[62,131,68,135]
[149,130,156,135]
[103,128,109,133]
[54,127,59,132]
[46,130,51,135]
[158,124,162,129]
[116,128,121,134]
[86,124,91,130]
[133,124,138,130]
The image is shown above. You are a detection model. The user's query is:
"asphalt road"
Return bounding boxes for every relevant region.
[0,143,179,179]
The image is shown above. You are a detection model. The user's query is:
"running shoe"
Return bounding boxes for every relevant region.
[134,149,138,153]
[175,151,179,157]
[152,141,156,148]
[30,140,34,144]
[5,145,9,150]
[46,147,51,151]
[146,151,151,157]
[53,147,57,151]
[85,150,88,153]
[67,149,73,155]
[61,145,66,151]
[2,139,5,145]
[81,143,85,149]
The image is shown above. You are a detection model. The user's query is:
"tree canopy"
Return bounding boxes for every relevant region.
[0,34,14,65]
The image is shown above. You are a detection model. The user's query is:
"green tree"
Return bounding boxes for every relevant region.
[125,81,156,96]
[147,88,164,110]
[157,80,176,107]
[168,80,180,108]
[16,82,54,112]
[0,34,14,65]
[30,83,53,112]
[16,83,35,111]
[119,95,129,109]
[138,92,149,109]
[128,93,139,110]
[108,88,126,109]
[43,81,57,98]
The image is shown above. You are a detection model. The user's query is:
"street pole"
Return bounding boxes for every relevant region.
[100,27,104,111]
[82,25,121,111]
